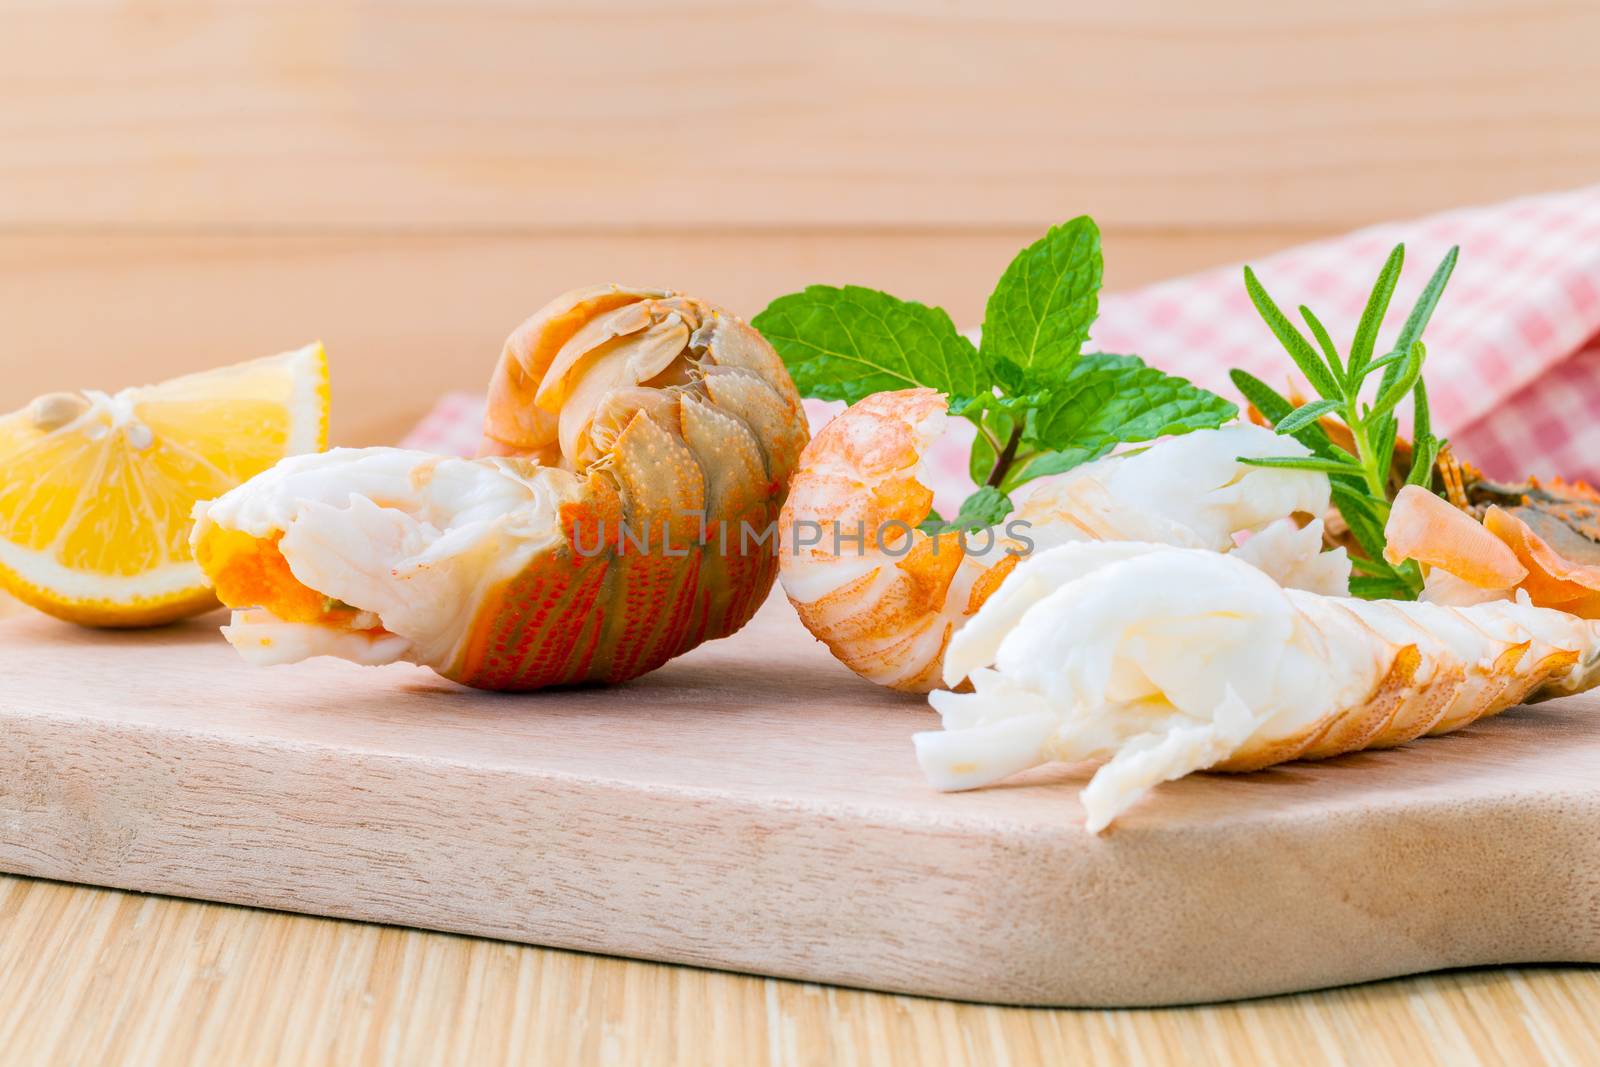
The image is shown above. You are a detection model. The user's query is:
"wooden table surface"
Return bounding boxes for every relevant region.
[5,1,1600,1062]
[1,874,1598,1067]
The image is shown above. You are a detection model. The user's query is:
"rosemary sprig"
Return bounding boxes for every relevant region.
[1231,243,1459,600]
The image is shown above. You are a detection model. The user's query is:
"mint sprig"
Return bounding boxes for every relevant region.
[964,353,1238,492]
[1233,243,1459,600]
[752,217,1237,528]
[979,216,1102,376]
[919,485,1014,536]
[751,285,985,404]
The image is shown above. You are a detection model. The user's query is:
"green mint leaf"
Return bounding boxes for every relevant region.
[969,426,1115,491]
[973,355,1232,490]
[753,285,983,404]
[1274,398,1341,434]
[1239,454,1366,476]
[979,216,1102,378]
[917,488,1016,535]
[953,390,1050,421]
[997,443,1116,488]
[1025,353,1237,455]
[1244,266,1344,402]
[989,357,1026,394]
[947,487,1014,532]
[1348,244,1405,381]
[960,361,1222,491]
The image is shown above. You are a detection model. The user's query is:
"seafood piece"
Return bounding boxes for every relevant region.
[776,390,997,692]
[777,389,1346,692]
[1013,422,1335,556]
[1483,506,1600,614]
[918,544,1600,832]
[1385,477,1600,616]
[192,286,807,690]
[1384,484,1527,591]
[1230,517,1351,596]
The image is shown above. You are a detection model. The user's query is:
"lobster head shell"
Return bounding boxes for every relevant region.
[193,285,808,690]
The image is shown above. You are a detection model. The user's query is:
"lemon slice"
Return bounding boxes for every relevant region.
[0,343,329,626]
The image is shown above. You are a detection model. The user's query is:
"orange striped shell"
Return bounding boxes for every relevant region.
[195,285,808,691]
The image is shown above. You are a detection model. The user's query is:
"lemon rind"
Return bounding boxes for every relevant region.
[0,342,330,625]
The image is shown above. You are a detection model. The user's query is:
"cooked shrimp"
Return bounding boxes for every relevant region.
[775,390,999,692]
[191,285,807,690]
[777,390,1347,692]
[918,544,1600,832]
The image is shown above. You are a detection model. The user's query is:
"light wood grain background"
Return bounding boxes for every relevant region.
[4,0,1600,1062]
[5,0,1600,444]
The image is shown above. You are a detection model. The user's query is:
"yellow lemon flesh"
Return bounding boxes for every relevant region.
[0,343,329,627]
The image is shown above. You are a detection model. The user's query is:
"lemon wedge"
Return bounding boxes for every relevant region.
[0,343,329,626]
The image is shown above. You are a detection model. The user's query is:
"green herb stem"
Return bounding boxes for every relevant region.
[1236,243,1457,601]
[996,453,1044,495]
[1342,402,1423,596]
[1344,400,1392,513]
[985,424,1025,488]
[973,419,1005,457]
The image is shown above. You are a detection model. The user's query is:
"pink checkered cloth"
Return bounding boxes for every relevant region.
[404,185,1600,512]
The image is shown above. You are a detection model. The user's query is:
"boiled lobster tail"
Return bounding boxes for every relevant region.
[463,286,808,688]
[192,285,808,692]
[917,543,1600,832]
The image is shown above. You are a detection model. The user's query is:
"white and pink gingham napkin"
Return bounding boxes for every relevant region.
[404,185,1600,510]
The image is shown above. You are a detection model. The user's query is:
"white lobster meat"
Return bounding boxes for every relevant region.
[917,544,1600,832]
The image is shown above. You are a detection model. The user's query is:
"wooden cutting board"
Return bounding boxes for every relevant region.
[2,592,1598,1008]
